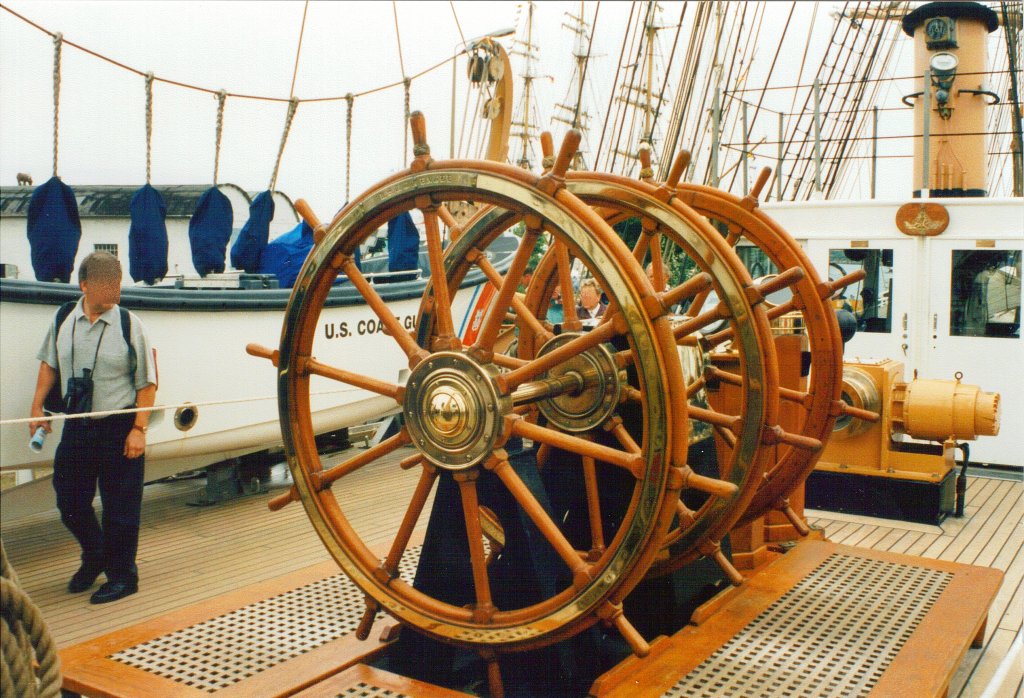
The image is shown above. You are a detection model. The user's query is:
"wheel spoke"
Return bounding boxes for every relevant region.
[421,205,458,348]
[340,255,428,367]
[491,352,528,370]
[581,455,606,558]
[300,357,404,400]
[499,320,619,392]
[554,241,581,328]
[487,454,591,584]
[455,470,496,616]
[471,221,541,355]
[672,303,732,341]
[604,415,641,455]
[508,416,643,477]
[660,272,713,311]
[381,463,438,578]
[680,465,738,498]
[472,251,551,344]
[319,430,411,488]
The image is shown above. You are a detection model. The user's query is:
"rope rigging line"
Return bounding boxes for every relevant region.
[0,3,454,104]
[213,89,226,185]
[345,93,354,203]
[145,71,154,183]
[268,97,299,192]
[404,78,412,167]
[51,32,61,178]
[573,1,600,132]
[289,1,310,100]
[392,1,410,166]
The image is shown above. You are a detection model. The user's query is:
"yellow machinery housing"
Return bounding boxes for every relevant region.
[808,358,1000,523]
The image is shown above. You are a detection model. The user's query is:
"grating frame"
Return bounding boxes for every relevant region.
[110,546,422,693]
[664,552,953,698]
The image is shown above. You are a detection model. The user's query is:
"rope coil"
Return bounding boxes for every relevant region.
[1,540,61,698]
[51,32,61,178]
[268,97,299,192]
[145,71,154,183]
[213,89,226,185]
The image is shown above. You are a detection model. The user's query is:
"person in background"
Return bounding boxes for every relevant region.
[547,284,565,324]
[646,260,670,290]
[28,251,157,604]
[575,277,607,321]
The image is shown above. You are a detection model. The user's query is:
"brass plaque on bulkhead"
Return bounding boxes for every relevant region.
[895,202,950,237]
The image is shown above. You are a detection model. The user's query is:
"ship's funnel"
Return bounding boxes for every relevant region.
[902,2,999,197]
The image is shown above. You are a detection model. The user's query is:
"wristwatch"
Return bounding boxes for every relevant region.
[132,424,147,434]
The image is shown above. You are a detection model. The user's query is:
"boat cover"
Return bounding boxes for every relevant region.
[258,220,313,288]
[188,187,233,276]
[128,184,169,285]
[388,211,420,272]
[26,176,81,283]
[230,190,275,272]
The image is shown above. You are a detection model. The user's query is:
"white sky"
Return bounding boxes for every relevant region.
[1,1,973,217]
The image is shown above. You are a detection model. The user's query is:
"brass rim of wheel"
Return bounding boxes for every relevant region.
[276,158,686,652]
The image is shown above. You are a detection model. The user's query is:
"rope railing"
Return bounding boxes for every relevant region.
[213,89,226,185]
[0,3,455,105]
[1,384,380,428]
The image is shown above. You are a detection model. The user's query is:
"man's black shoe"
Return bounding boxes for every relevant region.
[89,580,137,604]
[67,564,104,593]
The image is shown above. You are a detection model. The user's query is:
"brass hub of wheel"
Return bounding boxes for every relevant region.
[404,352,508,470]
[535,333,621,433]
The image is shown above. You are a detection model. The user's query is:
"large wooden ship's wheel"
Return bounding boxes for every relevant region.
[248,120,695,664]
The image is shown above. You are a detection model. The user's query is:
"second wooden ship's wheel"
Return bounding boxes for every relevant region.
[249,120,697,676]
[651,159,876,529]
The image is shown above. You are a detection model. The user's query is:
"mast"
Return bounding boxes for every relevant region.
[553,1,593,169]
[511,1,539,169]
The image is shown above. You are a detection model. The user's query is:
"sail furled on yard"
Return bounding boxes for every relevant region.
[258,219,313,288]
[26,176,81,283]
[388,211,420,273]
[128,184,169,285]
[230,190,274,273]
[188,186,233,276]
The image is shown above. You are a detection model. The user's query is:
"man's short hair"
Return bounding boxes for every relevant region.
[79,251,123,284]
[579,278,600,293]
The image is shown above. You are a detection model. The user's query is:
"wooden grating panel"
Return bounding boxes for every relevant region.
[664,553,951,697]
[108,547,421,693]
[336,682,409,697]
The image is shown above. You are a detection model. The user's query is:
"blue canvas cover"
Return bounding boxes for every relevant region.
[128,184,169,285]
[257,220,313,288]
[27,176,81,283]
[230,190,274,272]
[387,211,420,272]
[188,186,233,276]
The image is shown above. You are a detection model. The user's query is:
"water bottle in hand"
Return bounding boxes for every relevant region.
[29,426,47,453]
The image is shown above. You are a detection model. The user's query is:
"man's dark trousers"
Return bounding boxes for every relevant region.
[52,412,143,583]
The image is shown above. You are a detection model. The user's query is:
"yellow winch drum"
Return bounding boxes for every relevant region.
[890,378,1001,441]
[833,366,882,440]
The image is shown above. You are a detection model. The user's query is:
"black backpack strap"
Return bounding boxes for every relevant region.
[43,301,77,413]
[119,306,137,376]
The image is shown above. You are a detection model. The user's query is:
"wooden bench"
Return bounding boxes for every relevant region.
[590,540,1003,698]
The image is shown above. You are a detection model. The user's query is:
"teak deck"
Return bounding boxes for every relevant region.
[2,449,1020,697]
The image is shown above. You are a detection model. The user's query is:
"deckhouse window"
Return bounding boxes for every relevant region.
[950,250,1021,339]
[94,243,119,259]
[829,248,893,333]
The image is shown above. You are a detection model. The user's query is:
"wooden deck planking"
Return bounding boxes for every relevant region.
[1,459,1019,695]
[2,446,429,647]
